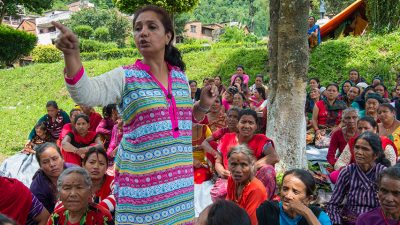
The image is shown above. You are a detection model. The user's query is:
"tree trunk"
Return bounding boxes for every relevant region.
[266,0,310,172]
[0,6,6,25]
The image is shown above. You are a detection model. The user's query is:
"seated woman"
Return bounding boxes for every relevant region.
[257,169,331,225]
[327,132,391,225]
[348,69,366,85]
[212,109,278,201]
[192,123,214,217]
[201,107,240,157]
[250,87,267,111]
[189,80,201,102]
[232,92,247,109]
[57,108,82,147]
[197,200,251,225]
[232,75,249,96]
[96,104,117,149]
[214,76,227,96]
[107,117,123,159]
[201,96,226,133]
[230,65,250,86]
[327,108,359,166]
[82,148,115,213]
[365,93,383,121]
[332,117,397,183]
[62,114,103,166]
[27,101,70,144]
[351,86,375,118]
[341,86,361,107]
[47,167,113,225]
[79,105,102,132]
[356,165,400,225]
[339,80,354,98]
[377,103,400,155]
[23,122,54,154]
[222,86,239,111]
[307,16,321,48]
[373,83,389,99]
[225,145,266,225]
[30,142,74,213]
[0,176,49,225]
[311,83,347,147]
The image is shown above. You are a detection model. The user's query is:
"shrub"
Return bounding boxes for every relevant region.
[93,26,110,42]
[79,39,118,52]
[80,48,139,61]
[31,45,62,63]
[176,44,211,53]
[73,25,94,39]
[0,25,37,67]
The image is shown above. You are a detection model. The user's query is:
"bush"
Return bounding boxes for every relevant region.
[80,48,139,61]
[79,39,118,52]
[0,25,37,67]
[176,44,211,53]
[31,45,62,63]
[73,25,94,39]
[93,26,110,42]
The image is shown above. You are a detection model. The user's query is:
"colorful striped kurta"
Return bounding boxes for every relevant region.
[115,61,194,224]
[64,60,194,224]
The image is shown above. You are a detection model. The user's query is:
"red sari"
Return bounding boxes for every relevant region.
[62,130,98,166]
[0,177,32,225]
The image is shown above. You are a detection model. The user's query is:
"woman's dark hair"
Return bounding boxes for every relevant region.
[34,122,47,132]
[366,92,383,104]
[378,165,400,185]
[234,92,246,106]
[373,83,388,93]
[74,113,90,124]
[256,74,264,81]
[0,214,17,225]
[378,103,396,113]
[308,15,316,20]
[238,108,258,122]
[354,131,391,167]
[215,75,222,81]
[326,83,339,92]
[46,100,58,109]
[82,147,109,166]
[102,104,116,119]
[255,86,266,100]
[236,65,244,70]
[350,69,359,77]
[133,5,185,71]
[35,142,63,166]
[227,106,241,116]
[282,169,316,197]
[308,77,321,88]
[358,116,378,129]
[206,200,251,225]
[69,108,81,117]
[350,86,361,95]
[189,80,197,86]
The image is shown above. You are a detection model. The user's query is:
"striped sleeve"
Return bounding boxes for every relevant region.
[326,165,351,224]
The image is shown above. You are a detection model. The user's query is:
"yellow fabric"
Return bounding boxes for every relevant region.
[391,126,400,155]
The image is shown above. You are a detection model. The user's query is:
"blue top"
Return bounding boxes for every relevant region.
[279,202,331,225]
[308,24,321,44]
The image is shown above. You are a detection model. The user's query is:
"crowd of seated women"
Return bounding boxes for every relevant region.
[2,67,400,225]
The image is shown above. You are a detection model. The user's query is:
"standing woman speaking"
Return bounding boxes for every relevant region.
[52,5,217,224]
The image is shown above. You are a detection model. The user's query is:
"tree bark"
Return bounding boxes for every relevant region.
[266,0,310,172]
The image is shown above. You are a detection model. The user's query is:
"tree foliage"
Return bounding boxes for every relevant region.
[93,26,111,42]
[112,0,199,14]
[0,0,54,24]
[366,0,400,33]
[0,25,37,67]
[72,25,94,39]
[66,8,130,47]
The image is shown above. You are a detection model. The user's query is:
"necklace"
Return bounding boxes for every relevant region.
[383,120,396,133]
[381,208,400,225]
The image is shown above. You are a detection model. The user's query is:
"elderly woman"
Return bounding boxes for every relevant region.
[327,108,359,166]
[257,169,331,225]
[356,165,400,225]
[27,101,70,143]
[327,132,391,225]
[378,103,400,154]
[30,142,74,213]
[62,114,103,165]
[226,145,267,225]
[312,83,347,147]
[82,148,115,213]
[47,167,113,225]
